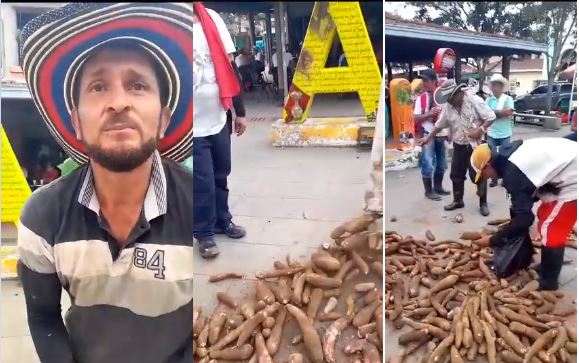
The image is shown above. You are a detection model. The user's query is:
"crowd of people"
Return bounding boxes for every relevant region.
[412,69,577,292]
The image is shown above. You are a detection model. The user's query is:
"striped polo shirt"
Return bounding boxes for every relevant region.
[18,151,193,363]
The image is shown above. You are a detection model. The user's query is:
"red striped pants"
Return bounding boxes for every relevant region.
[537,200,577,248]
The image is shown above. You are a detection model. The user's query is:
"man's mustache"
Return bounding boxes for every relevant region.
[101,115,140,132]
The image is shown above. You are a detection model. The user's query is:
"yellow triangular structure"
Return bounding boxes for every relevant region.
[283,2,382,123]
[2,127,31,223]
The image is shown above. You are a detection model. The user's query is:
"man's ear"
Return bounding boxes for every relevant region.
[159,107,171,138]
[71,108,82,140]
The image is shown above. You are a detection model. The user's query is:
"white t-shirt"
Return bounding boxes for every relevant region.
[271,51,293,69]
[193,8,236,138]
[509,138,577,203]
[413,92,448,136]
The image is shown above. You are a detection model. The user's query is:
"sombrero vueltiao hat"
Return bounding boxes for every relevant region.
[433,79,467,106]
[20,3,193,164]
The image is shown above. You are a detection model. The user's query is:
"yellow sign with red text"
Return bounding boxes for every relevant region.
[282,2,382,124]
[1,127,31,223]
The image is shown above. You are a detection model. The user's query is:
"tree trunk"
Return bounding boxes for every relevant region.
[478,58,486,92]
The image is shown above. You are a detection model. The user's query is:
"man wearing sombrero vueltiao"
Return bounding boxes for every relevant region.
[17,4,193,363]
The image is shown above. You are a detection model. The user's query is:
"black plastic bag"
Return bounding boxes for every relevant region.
[491,233,534,278]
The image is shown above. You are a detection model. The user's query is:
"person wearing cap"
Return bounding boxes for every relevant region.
[417,79,497,216]
[18,4,193,363]
[485,74,514,187]
[193,4,247,259]
[470,138,577,290]
[413,69,450,200]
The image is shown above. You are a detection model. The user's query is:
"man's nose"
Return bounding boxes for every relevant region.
[106,83,131,113]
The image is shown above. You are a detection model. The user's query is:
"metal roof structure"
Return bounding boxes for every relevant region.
[385,14,548,63]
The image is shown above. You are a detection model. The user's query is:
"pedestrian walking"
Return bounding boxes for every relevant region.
[418,80,497,216]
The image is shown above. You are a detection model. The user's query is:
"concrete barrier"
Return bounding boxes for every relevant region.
[543,116,562,130]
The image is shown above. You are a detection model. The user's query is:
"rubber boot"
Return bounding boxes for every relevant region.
[478,182,489,216]
[538,246,565,291]
[423,178,441,201]
[444,181,465,211]
[433,173,451,195]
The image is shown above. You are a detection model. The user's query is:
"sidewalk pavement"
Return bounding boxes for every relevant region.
[194,120,372,312]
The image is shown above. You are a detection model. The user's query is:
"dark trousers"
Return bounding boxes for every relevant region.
[193,122,232,241]
[450,143,487,202]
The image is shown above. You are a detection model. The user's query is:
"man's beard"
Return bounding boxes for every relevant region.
[83,135,159,172]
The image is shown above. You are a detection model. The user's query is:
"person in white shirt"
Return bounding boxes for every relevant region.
[270,47,294,87]
[193,5,247,258]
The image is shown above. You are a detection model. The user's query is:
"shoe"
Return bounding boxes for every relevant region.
[478,183,489,216]
[444,200,465,211]
[423,178,441,201]
[214,222,247,239]
[490,180,498,188]
[538,246,565,290]
[433,173,451,195]
[480,202,490,216]
[198,238,220,259]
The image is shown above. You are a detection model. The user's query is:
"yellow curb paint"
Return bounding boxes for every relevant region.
[271,117,374,147]
[1,246,19,278]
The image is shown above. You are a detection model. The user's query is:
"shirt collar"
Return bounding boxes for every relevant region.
[77,150,168,221]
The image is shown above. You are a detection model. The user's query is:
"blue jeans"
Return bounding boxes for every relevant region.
[487,136,510,183]
[193,123,233,241]
[487,136,511,153]
[420,131,447,178]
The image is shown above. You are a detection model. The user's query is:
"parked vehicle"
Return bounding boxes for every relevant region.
[515,82,577,113]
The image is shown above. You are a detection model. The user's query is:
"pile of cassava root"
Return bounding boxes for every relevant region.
[385,221,577,363]
[193,212,384,363]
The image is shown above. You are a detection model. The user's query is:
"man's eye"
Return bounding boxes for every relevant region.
[90,84,105,92]
[131,82,147,91]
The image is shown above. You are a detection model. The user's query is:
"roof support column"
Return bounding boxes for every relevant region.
[248,12,256,49]
[408,61,413,81]
[274,1,288,102]
[265,10,273,69]
[502,54,511,79]
[386,62,393,84]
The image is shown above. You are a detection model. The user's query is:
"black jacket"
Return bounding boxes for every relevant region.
[489,140,537,247]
